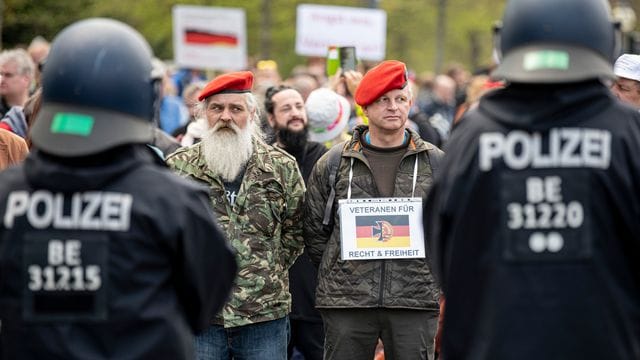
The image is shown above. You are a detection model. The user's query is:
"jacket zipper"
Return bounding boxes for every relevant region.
[378,260,386,306]
[377,152,422,306]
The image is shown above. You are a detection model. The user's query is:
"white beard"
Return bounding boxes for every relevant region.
[201,121,254,182]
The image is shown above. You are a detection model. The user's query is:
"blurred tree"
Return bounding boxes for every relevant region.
[3,0,631,76]
[3,0,94,48]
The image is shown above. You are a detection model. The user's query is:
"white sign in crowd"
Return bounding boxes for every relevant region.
[172,5,248,71]
[172,4,387,70]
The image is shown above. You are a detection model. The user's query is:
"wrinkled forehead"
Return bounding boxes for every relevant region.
[0,60,18,71]
[205,92,248,107]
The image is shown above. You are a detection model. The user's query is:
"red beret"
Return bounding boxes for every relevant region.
[198,71,254,101]
[355,60,408,107]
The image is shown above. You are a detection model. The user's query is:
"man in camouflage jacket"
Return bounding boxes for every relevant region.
[166,71,305,359]
[304,61,443,360]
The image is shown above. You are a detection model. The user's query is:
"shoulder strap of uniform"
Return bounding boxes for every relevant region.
[426,146,444,178]
[322,141,346,226]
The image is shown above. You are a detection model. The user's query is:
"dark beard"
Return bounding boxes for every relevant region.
[277,126,308,155]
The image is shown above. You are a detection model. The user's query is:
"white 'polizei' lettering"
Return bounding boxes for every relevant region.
[4,190,132,231]
[479,128,611,171]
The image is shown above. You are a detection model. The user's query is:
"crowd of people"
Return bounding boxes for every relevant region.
[1,0,640,359]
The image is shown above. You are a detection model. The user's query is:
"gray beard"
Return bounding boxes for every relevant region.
[201,122,253,182]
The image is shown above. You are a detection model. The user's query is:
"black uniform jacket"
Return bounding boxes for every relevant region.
[0,145,237,359]
[424,81,640,360]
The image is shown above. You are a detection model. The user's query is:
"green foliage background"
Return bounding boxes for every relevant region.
[3,0,638,76]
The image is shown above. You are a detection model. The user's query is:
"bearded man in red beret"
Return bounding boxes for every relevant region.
[304,60,444,360]
[166,71,306,359]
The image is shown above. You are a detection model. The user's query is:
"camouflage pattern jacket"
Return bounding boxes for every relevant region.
[304,126,442,310]
[167,137,305,328]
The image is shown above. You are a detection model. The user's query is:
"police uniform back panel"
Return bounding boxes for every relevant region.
[0,149,236,359]
[425,83,640,358]
[7,191,126,322]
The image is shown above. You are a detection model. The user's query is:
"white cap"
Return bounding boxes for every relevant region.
[306,88,350,143]
[614,54,640,82]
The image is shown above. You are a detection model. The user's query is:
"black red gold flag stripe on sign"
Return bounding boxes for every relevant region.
[184,29,238,46]
[355,215,410,248]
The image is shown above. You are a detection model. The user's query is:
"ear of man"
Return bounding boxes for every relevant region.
[267,113,276,128]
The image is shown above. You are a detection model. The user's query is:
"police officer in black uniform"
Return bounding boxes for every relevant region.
[0,18,237,359]
[424,0,640,359]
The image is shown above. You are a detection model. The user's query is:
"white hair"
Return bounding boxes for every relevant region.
[0,49,35,77]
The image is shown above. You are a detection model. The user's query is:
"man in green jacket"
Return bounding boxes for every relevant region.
[304,60,443,360]
[166,71,305,360]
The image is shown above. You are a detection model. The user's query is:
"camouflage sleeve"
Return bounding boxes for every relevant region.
[165,147,198,179]
[303,153,333,266]
[165,148,187,174]
[279,157,306,270]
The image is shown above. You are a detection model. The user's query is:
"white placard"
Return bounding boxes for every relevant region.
[339,198,425,260]
[295,4,387,61]
[172,5,247,71]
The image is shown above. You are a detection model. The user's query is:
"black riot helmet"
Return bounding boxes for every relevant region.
[492,0,619,84]
[31,18,156,157]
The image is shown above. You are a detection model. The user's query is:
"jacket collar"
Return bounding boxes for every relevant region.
[189,136,274,184]
[344,125,435,158]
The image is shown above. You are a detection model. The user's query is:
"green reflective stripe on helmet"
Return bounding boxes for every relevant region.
[523,50,570,71]
[51,113,95,136]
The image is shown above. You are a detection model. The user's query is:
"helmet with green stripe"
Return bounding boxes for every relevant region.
[31,18,156,157]
[492,0,619,84]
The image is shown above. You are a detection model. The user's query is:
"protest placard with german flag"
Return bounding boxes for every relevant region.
[184,29,239,47]
[355,215,410,248]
